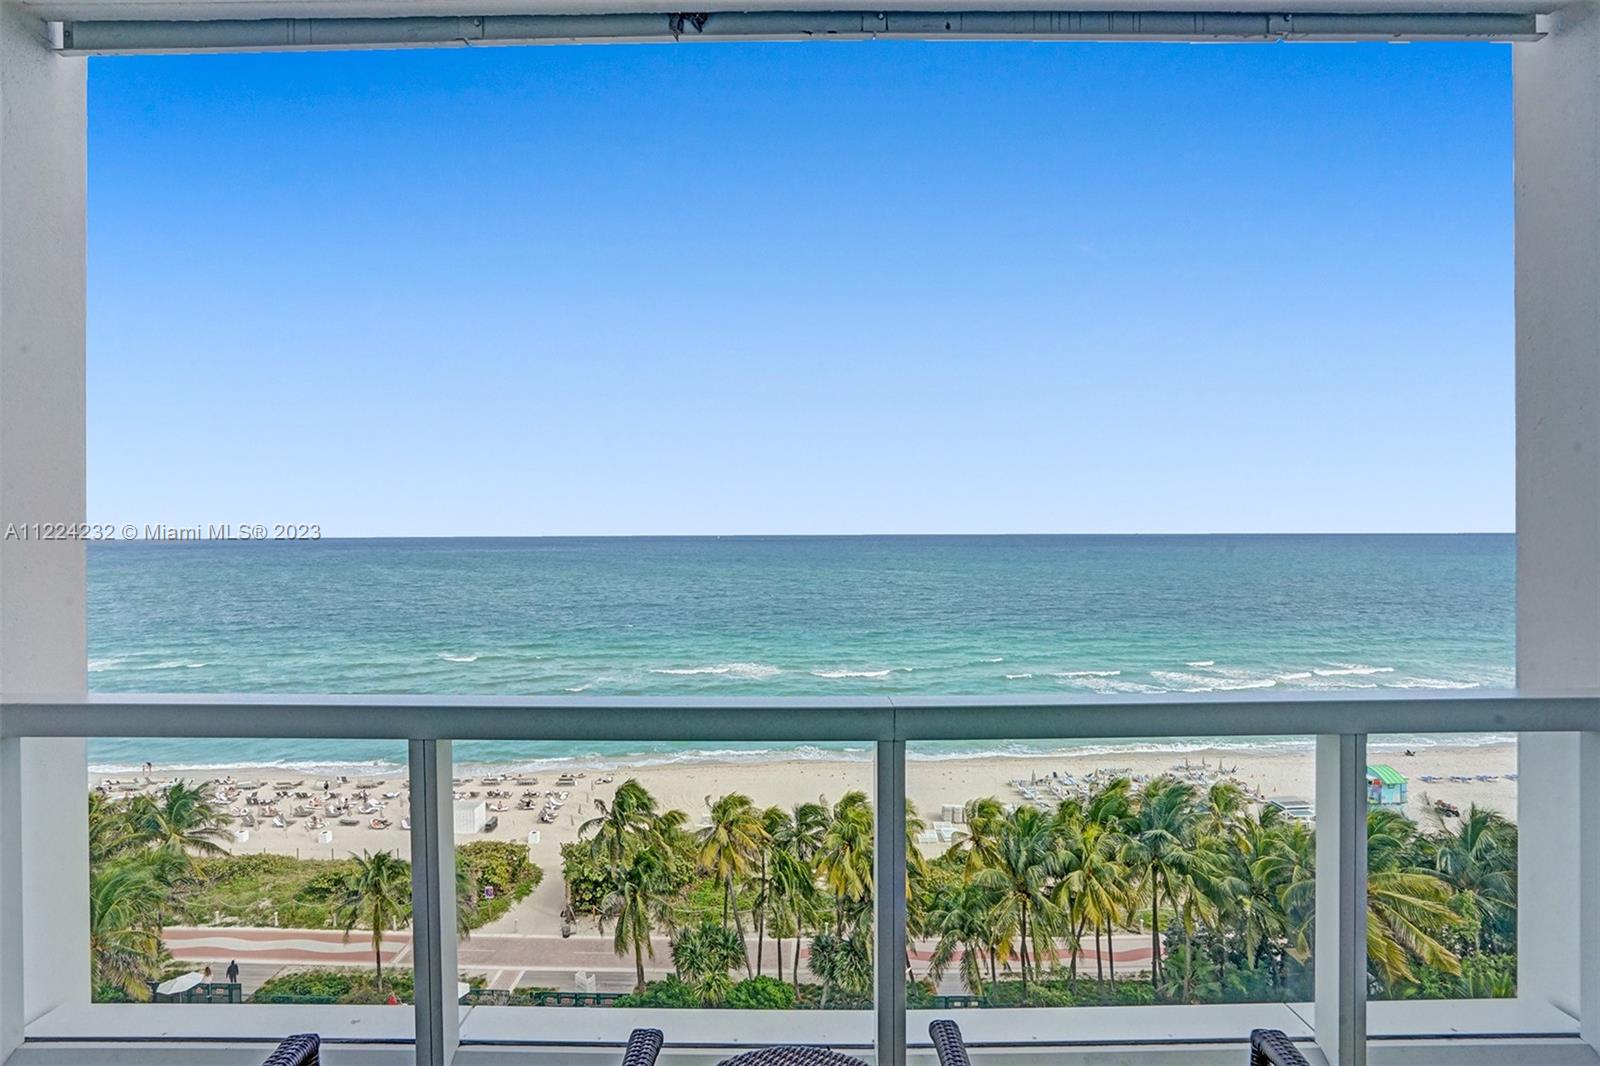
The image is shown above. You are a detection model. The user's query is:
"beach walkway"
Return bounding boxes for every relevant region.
[164,927,1158,998]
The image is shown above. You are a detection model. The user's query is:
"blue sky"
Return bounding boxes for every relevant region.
[88,41,1512,536]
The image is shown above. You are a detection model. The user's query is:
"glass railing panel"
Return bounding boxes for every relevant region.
[81,736,415,1032]
[905,735,1315,1022]
[449,740,875,1047]
[1365,732,1519,1018]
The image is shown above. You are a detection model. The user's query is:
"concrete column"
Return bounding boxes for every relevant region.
[0,2,88,1054]
[1514,2,1600,1031]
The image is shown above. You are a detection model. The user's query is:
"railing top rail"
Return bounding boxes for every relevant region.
[54,10,1545,56]
[1,690,1594,740]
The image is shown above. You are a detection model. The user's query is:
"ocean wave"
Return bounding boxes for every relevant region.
[981,656,1004,663]
[1185,660,1216,668]
[440,653,480,663]
[453,745,875,774]
[88,658,126,672]
[811,668,894,679]
[565,683,591,693]
[909,737,1318,761]
[1052,670,1122,678]
[1055,674,1166,694]
[1314,663,1395,676]
[1367,733,1515,751]
[1004,672,1034,680]
[1384,677,1481,690]
[1277,672,1313,681]
[134,660,207,671]
[88,728,1517,778]
[1150,670,1277,692]
[649,662,781,680]
[89,757,405,776]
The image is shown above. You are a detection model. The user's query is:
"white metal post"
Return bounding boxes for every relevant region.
[0,736,20,1058]
[0,3,89,1056]
[1315,734,1366,1066]
[410,739,459,1066]
[1514,1,1600,1030]
[874,739,907,1066]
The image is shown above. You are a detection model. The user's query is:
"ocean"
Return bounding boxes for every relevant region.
[85,534,1515,773]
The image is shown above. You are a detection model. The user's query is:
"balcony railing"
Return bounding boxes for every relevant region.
[1,690,1594,1066]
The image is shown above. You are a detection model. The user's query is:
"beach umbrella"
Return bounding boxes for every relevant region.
[155,972,204,997]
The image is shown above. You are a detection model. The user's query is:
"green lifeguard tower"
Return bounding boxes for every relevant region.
[1366,764,1408,807]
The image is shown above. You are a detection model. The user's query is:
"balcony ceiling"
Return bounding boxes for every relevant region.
[18,0,1561,25]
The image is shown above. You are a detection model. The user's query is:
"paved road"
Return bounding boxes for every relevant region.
[164,927,1158,997]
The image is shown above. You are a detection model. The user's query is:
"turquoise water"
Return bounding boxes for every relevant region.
[86,534,1515,771]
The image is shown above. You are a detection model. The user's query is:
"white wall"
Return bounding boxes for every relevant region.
[0,1,88,1054]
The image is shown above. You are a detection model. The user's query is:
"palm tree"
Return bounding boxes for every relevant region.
[1119,775,1201,990]
[127,783,231,859]
[816,791,874,936]
[697,792,766,975]
[956,796,1006,874]
[1425,804,1517,955]
[89,792,138,866]
[334,850,413,993]
[1248,807,1317,989]
[89,859,168,1001]
[770,804,826,989]
[1365,809,1464,989]
[752,806,791,976]
[971,805,1066,1002]
[926,880,998,997]
[672,920,744,1004]
[603,846,672,992]
[905,800,930,973]
[1062,818,1126,993]
[809,930,871,1007]
[579,779,659,875]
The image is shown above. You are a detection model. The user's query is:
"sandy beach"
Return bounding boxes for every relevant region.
[91,740,1517,943]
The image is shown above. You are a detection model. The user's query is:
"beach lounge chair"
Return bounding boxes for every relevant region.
[262,1033,319,1066]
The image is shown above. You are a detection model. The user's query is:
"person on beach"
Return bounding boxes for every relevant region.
[226,960,239,984]
[202,965,212,985]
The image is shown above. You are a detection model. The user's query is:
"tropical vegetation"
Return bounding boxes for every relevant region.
[87,775,1517,1009]
[561,777,1518,1008]
[88,785,540,1002]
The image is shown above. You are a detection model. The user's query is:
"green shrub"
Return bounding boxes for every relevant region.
[181,854,359,929]
[297,868,354,901]
[560,842,609,915]
[458,840,542,928]
[726,976,797,1010]
[612,976,703,1009]
[979,979,1077,1008]
[253,968,415,1005]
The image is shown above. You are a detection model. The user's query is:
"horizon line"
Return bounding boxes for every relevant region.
[89,529,1517,542]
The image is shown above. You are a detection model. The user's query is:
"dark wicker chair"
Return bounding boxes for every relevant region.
[928,1020,971,1066]
[932,1020,1312,1066]
[262,1034,319,1066]
[625,1028,666,1066]
[1250,1028,1312,1066]
[716,1048,867,1066]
